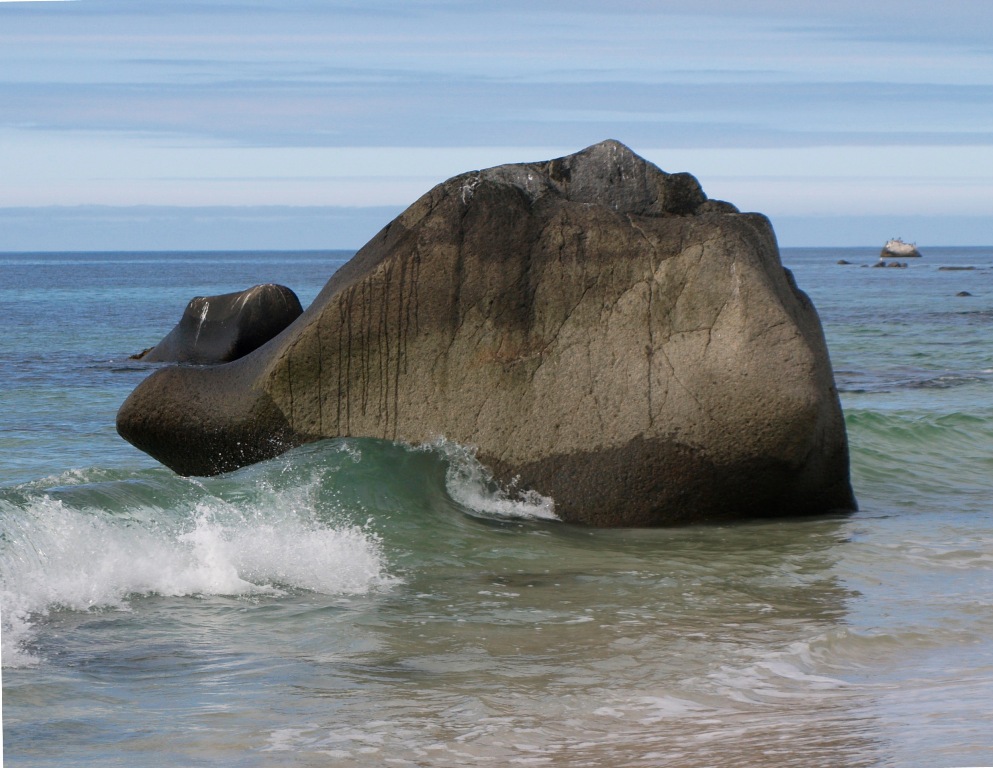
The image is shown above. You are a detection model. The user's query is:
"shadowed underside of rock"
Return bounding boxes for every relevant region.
[117,140,856,526]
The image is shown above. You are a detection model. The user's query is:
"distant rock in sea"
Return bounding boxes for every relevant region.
[881,238,921,258]
[118,140,856,526]
[134,283,302,364]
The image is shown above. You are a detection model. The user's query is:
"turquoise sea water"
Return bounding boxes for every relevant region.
[2,247,992,767]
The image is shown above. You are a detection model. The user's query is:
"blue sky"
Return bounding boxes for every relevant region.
[1,0,991,249]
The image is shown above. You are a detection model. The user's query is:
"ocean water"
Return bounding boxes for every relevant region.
[2,246,992,767]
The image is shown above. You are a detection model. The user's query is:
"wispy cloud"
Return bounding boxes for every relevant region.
[1,0,992,246]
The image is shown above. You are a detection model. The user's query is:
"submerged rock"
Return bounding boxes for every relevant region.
[118,140,856,526]
[135,284,302,364]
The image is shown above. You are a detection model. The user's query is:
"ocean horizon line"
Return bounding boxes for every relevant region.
[3,244,992,256]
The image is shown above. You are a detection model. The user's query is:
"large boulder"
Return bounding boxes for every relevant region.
[136,283,302,364]
[117,140,856,526]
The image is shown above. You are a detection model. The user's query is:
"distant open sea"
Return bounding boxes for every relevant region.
[2,246,992,767]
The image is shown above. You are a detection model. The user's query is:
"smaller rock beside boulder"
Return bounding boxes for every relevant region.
[134,283,302,364]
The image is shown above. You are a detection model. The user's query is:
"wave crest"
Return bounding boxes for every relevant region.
[420,437,558,522]
[0,472,395,668]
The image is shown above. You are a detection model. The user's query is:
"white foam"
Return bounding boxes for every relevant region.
[705,637,848,706]
[422,438,558,521]
[182,501,392,596]
[0,488,395,667]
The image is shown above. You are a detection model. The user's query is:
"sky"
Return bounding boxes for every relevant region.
[1,0,991,250]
